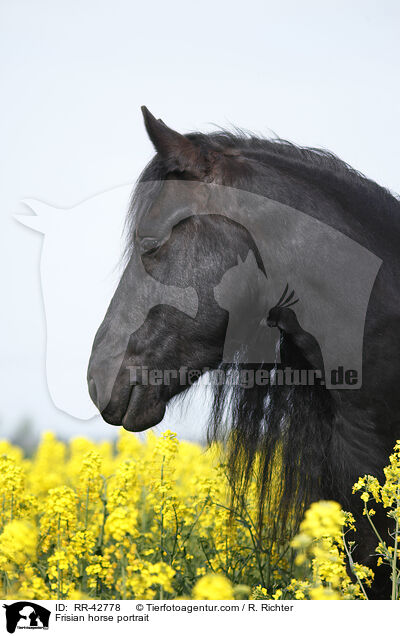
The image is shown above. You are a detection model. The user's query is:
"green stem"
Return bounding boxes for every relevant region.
[160,457,165,562]
[391,483,400,600]
[84,486,90,529]
[364,503,384,546]
[97,480,108,552]
[342,531,368,600]
[121,557,127,600]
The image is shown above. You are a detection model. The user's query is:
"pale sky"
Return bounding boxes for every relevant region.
[1,0,400,442]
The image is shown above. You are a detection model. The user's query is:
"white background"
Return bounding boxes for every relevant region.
[1,0,399,441]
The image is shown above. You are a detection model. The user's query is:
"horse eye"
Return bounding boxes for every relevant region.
[139,237,160,255]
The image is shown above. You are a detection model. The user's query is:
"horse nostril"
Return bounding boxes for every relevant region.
[88,378,98,406]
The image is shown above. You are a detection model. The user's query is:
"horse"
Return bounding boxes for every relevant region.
[88,107,400,598]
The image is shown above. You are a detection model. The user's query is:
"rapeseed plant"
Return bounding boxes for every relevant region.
[0,431,399,600]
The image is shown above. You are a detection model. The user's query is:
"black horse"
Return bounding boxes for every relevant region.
[88,107,400,598]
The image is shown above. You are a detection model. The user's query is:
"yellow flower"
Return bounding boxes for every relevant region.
[310,586,341,600]
[0,456,25,525]
[0,520,37,565]
[193,574,234,600]
[40,486,78,551]
[299,501,344,540]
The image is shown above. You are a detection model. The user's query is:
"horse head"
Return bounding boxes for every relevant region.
[87,108,265,431]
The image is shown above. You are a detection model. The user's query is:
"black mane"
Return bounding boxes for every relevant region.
[127,130,400,259]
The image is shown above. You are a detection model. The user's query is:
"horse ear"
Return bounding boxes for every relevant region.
[141,106,209,177]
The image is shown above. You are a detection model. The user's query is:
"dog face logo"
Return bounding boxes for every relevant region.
[3,602,50,633]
